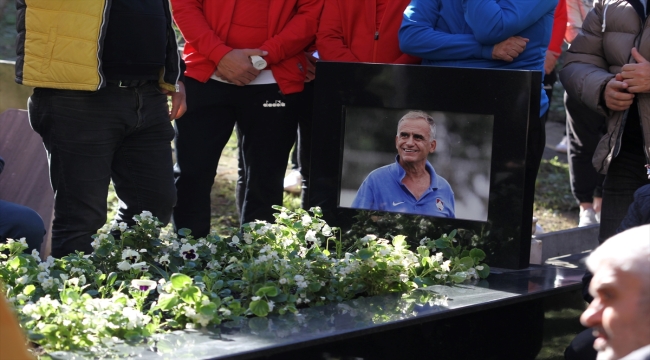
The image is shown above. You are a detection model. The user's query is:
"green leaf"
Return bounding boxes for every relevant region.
[22,284,35,295]
[106,272,118,287]
[171,273,192,290]
[477,264,490,279]
[308,282,321,292]
[157,293,180,310]
[7,256,21,270]
[458,257,475,271]
[392,235,406,248]
[269,293,288,303]
[177,228,191,237]
[450,272,467,283]
[249,300,270,317]
[180,286,201,304]
[470,248,486,262]
[95,246,109,257]
[199,302,217,317]
[435,239,449,249]
[417,246,430,258]
[357,249,373,260]
[255,286,279,297]
[376,261,387,270]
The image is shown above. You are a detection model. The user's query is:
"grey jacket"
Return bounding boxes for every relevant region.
[560,0,650,174]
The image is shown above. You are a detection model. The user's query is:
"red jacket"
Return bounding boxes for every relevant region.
[170,0,323,94]
[316,0,419,64]
[548,0,567,55]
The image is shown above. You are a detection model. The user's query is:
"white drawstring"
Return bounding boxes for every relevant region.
[602,3,609,32]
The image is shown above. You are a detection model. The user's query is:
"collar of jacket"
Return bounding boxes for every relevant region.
[625,0,649,19]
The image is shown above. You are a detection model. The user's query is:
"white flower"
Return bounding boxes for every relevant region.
[131,279,157,291]
[301,215,312,225]
[180,243,199,260]
[251,296,261,301]
[435,252,444,263]
[230,235,240,245]
[441,260,451,272]
[399,274,409,282]
[294,275,304,282]
[305,230,318,244]
[36,272,49,283]
[31,249,40,261]
[139,248,147,253]
[322,225,332,237]
[279,278,287,285]
[297,281,308,289]
[90,238,102,249]
[243,233,253,244]
[360,235,376,245]
[118,222,128,232]
[267,300,275,311]
[117,260,132,271]
[279,212,290,219]
[131,262,149,272]
[16,275,29,285]
[121,248,140,263]
[18,238,28,246]
[219,308,232,316]
[59,273,69,281]
[159,254,170,266]
[110,220,119,231]
[476,265,484,271]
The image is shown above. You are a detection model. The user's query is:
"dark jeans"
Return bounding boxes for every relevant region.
[0,200,45,252]
[565,93,606,204]
[173,78,298,237]
[599,149,650,243]
[28,83,176,257]
[237,81,314,212]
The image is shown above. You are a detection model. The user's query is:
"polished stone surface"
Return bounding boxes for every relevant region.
[50,265,584,359]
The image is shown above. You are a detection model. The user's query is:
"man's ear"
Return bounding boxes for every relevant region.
[430,139,437,153]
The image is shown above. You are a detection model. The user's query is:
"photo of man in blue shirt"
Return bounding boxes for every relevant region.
[351,111,455,217]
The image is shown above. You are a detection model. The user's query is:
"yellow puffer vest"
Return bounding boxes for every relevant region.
[15,0,181,92]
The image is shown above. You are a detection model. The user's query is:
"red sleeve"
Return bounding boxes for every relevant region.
[259,0,324,65]
[315,0,359,62]
[170,0,233,66]
[548,0,567,55]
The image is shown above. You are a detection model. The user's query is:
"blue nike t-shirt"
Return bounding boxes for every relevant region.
[351,156,455,218]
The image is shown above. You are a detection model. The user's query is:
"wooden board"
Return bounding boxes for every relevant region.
[0,108,53,257]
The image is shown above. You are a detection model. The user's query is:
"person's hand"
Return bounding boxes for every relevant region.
[305,51,317,82]
[165,81,187,120]
[492,36,529,62]
[620,47,650,93]
[604,74,634,111]
[544,50,560,75]
[217,49,267,86]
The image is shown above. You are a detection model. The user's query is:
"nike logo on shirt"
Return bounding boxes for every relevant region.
[392,201,405,206]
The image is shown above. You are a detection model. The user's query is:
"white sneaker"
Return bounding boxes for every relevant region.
[579,208,598,227]
[555,136,568,154]
[283,170,302,194]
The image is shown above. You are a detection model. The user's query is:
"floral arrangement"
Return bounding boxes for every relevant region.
[0,206,489,355]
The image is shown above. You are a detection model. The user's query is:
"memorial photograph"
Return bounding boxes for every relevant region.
[340,107,493,221]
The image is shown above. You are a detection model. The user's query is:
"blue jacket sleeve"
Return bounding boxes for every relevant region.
[399,0,492,61]
[351,178,375,210]
[463,0,558,44]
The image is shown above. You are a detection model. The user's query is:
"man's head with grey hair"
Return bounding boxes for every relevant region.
[581,224,650,360]
[397,111,436,141]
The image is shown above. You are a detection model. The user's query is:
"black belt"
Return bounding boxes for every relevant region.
[106,79,155,88]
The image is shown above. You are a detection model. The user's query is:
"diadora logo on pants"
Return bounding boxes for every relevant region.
[263,100,285,107]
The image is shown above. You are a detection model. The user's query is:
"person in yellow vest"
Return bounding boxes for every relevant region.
[0,291,35,360]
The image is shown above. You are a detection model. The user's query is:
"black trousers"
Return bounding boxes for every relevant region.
[173,78,299,237]
[28,83,176,257]
[565,93,606,204]
[599,149,650,243]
